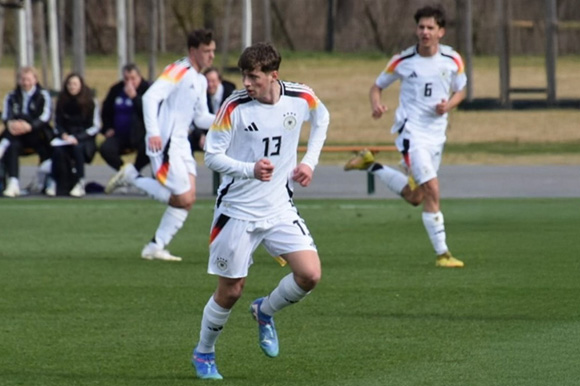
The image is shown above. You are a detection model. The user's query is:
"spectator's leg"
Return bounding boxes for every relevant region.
[25,129,52,163]
[99,136,123,170]
[72,144,86,179]
[134,139,150,173]
[4,138,22,178]
[51,147,66,188]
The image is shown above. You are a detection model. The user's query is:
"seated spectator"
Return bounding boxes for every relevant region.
[188,66,236,152]
[0,66,53,197]
[45,73,100,197]
[100,63,150,193]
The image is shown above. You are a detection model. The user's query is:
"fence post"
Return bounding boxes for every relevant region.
[367,173,375,194]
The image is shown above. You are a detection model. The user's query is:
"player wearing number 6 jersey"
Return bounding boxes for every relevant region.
[191,42,329,380]
[345,5,467,268]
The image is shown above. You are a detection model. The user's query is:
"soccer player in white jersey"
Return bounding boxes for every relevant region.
[191,42,329,380]
[106,29,216,261]
[345,5,467,268]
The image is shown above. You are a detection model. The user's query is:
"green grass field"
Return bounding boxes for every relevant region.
[1,198,579,385]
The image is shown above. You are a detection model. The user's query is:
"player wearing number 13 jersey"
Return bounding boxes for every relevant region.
[205,65,329,220]
[344,5,467,268]
[191,42,329,380]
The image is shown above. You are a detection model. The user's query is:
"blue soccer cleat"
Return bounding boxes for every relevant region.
[192,346,223,380]
[250,298,279,358]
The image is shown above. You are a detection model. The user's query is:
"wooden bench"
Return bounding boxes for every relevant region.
[211,145,398,195]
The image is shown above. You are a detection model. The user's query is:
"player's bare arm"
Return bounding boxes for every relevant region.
[436,89,466,115]
[369,84,388,119]
[292,163,313,187]
[254,158,274,181]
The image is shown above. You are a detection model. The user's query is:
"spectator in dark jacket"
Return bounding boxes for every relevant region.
[0,66,53,197]
[100,63,150,193]
[189,66,236,153]
[45,73,100,197]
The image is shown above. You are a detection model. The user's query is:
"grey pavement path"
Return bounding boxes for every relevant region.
[11,163,580,199]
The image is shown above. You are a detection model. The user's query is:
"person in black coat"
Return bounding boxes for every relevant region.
[99,63,150,191]
[0,66,53,197]
[46,73,100,197]
[188,66,236,153]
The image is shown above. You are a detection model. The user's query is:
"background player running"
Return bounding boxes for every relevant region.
[345,5,467,268]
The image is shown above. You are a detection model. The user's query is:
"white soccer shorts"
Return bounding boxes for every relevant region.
[150,147,197,196]
[397,138,444,186]
[207,207,317,278]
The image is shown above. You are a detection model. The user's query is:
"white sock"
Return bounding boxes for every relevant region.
[154,206,188,248]
[372,165,408,195]
[260,273,309,316]
[422,211,448,255]
[133,176,171,204]
[197,296,231,353]
[0,138,10,159]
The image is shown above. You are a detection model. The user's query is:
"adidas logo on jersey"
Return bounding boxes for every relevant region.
[409,71,418,78]
[244,122,259,132]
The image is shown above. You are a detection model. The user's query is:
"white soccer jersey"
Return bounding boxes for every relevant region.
[376,44,467,145]
[205,80,330,220]
[142,57,214,154]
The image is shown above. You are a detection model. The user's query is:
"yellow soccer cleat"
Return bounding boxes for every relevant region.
[435,251,464,268]
[398,160,418,191]
[344,149,375,171]
[408,175,418,191]
[273,256,287,267]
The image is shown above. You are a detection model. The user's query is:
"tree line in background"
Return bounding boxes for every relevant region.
[1,0,579,61]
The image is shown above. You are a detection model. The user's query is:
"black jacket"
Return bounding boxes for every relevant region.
[2,85,52,134]
[54,99,98,143]
[100,79,150,145]
[206,80,236,114]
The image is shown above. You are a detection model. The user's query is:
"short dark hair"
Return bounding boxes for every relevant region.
[414,5,446,28]
[202,66,222,80]
[238,42,281,73]
[122,63,141,75]
[187,28,214,49]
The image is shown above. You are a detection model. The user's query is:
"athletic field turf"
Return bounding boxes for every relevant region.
[1,198,579,385]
